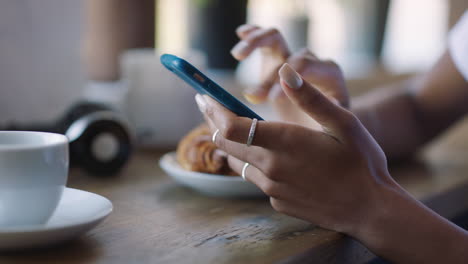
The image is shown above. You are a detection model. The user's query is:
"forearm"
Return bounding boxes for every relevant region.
[352,52,468,159]
[352,79,427,159]
[354,180,468,263]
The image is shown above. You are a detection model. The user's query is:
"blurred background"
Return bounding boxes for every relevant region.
[0,0,466,148]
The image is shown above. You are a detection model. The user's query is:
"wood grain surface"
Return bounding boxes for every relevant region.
[2,119,468,264]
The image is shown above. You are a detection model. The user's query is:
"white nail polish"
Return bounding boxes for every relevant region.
[231,41,249,57]
[195,94,206,113]
[279,63,303,89]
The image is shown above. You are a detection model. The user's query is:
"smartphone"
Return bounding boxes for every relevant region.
[160,54,264,121]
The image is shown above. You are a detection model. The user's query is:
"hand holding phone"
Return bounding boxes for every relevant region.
[160,54,264,121]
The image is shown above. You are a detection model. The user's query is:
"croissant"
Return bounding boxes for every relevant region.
[177,124,237,176]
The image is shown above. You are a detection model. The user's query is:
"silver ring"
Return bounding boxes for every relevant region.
[246,118,258,147]
[212,129,220,143]
[241,163,250,181]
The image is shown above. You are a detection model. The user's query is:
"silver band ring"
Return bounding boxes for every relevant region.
[212,129,220,143]
[241,162,250,181]
[246,118,258,147]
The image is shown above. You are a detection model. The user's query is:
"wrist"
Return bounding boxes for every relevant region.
[350,176,468,263]
[347,173,406,246]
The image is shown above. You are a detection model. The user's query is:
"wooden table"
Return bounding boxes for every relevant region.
[3,120,468,264]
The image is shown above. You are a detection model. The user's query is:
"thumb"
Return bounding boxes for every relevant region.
[278,63,349,133]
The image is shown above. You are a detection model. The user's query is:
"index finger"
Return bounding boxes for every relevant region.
[236,24,260,39]
[195,94,278,148]
[231,28,290,61]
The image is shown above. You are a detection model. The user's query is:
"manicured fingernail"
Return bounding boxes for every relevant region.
[231,41,249,59]
[242,87,267,104]
[279,63,303,89]
[195,94,206,113]
[243,92,265,104]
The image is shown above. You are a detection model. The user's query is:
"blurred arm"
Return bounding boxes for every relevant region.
[353,51,468,159]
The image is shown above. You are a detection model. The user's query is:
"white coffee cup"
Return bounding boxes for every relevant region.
[0,131,69,227]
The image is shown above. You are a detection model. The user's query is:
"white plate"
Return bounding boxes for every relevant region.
[0,188,112,251]
[159,152,265,197]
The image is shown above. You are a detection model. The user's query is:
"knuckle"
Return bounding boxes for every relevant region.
[324,59,338,67]
[278,128,298,146]
[263,158,282,180]
[214,134,227,149]
[338,111,360,131]
[324,60,342,73]
[289,54,308,65]
[270,198,287,214]
[245,30,263,44]
[297,47,313,57]
[295,48,318,60]
[289,55,315,73]
[204,105,215,119]
[297,56,310,66]
[220,118,237,140]
[266,27,280,36]
[268,170,282,182]
[247,28,279,44]
[262,182,280,197]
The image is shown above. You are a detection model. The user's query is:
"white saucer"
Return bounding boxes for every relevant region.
[0,188,112,251]
[159,152,265,197]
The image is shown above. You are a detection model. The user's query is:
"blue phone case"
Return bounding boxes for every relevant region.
[160,54,264,121]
